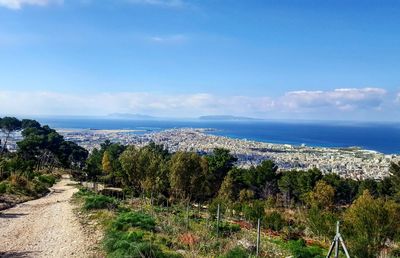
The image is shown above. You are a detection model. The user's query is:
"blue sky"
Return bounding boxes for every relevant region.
[0,0,399,121]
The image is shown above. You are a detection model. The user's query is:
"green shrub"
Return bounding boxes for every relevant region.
[9,174,28,188]
[214,222,241,236]
[104,230,163,258]
[265,211,285,232]
[219,246,249,258]
[74,188,95,198]
[0,182,7,194]
[282,226,301,241]
[112,212,156,231]
[31,179,49,196]
[208,198,228,217]
[104,213,181,258]
[37,174,56,186]
[242,200,265,224]
[286,239,324,258]
[84,195,119,210]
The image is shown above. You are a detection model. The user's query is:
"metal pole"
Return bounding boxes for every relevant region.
[326,221,351,258]
[326,240,336,258]
[256,218,261,256]
[339,236,351,258]
[216,204,220,237]
[334,221,340,258]
[186,202,190,230]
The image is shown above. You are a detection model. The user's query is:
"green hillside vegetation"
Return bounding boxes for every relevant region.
[78,136,400,258]
[1,116,400,257]
[0,117,88,206]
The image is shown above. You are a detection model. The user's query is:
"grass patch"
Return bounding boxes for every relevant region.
[285,239,325,258]
[218,246,250,258]
[112,211,156,231]
[37,174,56,186]
[104,211,182,258]
[84,195,119,210]
[214,221,241,236]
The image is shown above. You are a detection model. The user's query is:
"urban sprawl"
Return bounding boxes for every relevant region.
[6,128,398,180]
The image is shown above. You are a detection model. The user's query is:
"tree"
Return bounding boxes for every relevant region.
[206,148,237,196]
[0,117,22,154]
[102,151,112,174]
[119,146,140,190]
[85,148,103,180]
[305,180,337,241]
[278,169,322,205]
[169,151,209,201]
[17,121,86,171]
[136,144,169,195]
[306,180,335,210]
[322,173,359,205]
[254,160,279,198]
[344,190,400,258]
[218,173,235,203]
[358,178,378,197]
[388,161,400,201]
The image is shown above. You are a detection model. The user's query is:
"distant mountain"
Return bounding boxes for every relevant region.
[107,113,157,120]
[198,115,261,121]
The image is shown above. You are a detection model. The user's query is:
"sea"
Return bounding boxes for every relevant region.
[36,117,400,155]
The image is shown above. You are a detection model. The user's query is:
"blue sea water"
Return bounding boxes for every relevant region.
[36,117,400,154]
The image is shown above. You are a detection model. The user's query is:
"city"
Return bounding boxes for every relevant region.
[53,128,399,180]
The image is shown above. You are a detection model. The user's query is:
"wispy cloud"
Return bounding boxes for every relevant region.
[0,0,62,9]
[0,88,396,120]
[281,88,387,111]
[148,34,188,44]
[126,0,186,8]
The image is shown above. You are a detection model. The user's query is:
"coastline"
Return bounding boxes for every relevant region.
[56,127,399,180]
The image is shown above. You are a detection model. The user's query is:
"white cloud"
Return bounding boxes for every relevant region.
[148,34,188,44]
[0,0,62,9]
[0,88,395,120]
[281,88,387,111]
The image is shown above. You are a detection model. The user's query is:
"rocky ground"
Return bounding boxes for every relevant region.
[0,175,102,258]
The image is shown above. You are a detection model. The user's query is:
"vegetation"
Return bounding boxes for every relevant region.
[0,117,87,203]
[79,140,400,258]
[2,116,400,257]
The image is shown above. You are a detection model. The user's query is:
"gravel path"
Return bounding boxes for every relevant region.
[0,175,97,258]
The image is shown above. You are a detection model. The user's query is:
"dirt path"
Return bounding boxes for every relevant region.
[0,175,97,258]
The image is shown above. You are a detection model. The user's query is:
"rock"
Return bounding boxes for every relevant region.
[176,249,187,255]
[238,239,256,252]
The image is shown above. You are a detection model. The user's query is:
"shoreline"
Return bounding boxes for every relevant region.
[56,127,399,180]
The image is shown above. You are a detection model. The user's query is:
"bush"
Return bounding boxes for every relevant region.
[214,222,241,236]
[0,182,8,194]
[265,211,285,232]
[208,198,228,218]
[104,230,166,258]
[242,200,265,224]
[111,212,156,231]
[104,211,181,258]
[37,174,56,186]
[286,239,324,258]
[219,246,249,258]
[31,179,49,196]
[74,188,95,198]
[9,174,28,188]
[281,226,301,241]
[84,195,119,210]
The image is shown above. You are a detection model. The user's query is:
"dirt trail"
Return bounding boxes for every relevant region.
[0,175,97,258]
